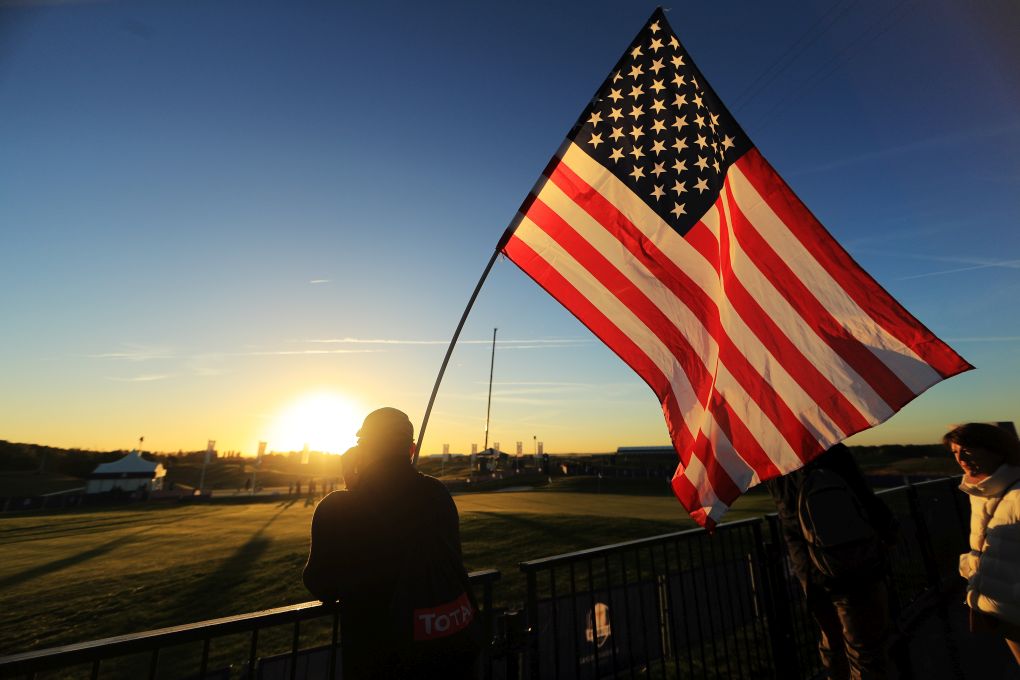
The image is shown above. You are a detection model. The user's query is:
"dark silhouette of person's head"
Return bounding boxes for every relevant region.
[343,408,415,489]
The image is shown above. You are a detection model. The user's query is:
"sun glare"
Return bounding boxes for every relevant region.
[265,392,361,454]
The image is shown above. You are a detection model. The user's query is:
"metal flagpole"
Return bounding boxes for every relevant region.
[483,327,497,450]
[414,235,510,465]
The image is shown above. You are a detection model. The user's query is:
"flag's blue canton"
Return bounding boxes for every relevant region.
[570,9,752,236]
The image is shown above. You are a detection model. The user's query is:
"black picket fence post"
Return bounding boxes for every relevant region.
[905,482,941,591]
[525,568,540,679]
[500,609,527,680]
[3,477,976,680]
[947,477,970,547]
[759,515,802,680]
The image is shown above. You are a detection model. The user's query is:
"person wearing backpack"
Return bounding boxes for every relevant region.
[764,443,898,680]
[303,407,480,679]
[944,422,1020,666]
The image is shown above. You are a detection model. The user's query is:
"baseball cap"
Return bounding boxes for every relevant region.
[356,407,414,442]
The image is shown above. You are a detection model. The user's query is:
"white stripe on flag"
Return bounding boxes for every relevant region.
[558,143,721,295]
[533,174,811,474]
[726,163,943,393]
[676,453,729,525]
[513,215,709,432]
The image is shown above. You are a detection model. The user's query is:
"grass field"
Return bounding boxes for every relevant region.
[0,481,776,656]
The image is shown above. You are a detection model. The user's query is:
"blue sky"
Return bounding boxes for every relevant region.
[1,0,1018,455]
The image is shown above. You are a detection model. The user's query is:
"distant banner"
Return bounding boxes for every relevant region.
[301,444,310,465]
[493,441,500,452]
[205,440,216,464]
[443,444,450,455]
[516,441,523,455]
[257,441,266,466]
[534,580,661,678]
[537,442,544,455]
[471,444,478,455]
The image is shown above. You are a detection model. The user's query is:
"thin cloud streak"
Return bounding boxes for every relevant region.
[857,251,1020,267]
[945,336,1020,343]
[483,381,593,387]
[88,346,379,365]
[0,0,109,6]
[308,279,330,284]
[105,374,171,382]
[897,259,1020,281]
[440,394,568,407]
[237,349,380,356]
[789,121,1020,176]
[307,337,593,347]
[853,250,1020,281]
[88,347,174,362]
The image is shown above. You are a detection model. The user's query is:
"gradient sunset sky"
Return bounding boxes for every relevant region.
[2,1,1018,455]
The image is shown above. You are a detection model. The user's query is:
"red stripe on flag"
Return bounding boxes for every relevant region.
[545,160,723,339]
[720,177,917,410]
[503,234,743,506]
[708,388,794,480]
[669,466,703,512]
[502,234,695,448]
[524,194,789,481]
[522,194,755,493]
[522,196,713,406]
[671,471,713,529]
[709,239,874,438]
[682,219,871,439]
[713,198,834,463]
[735,149,972,379]
[683,222,721,273]
[544,160,830,466]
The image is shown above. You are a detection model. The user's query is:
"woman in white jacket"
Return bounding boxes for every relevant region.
[944,422,1020,665]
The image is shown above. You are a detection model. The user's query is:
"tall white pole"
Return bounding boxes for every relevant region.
[252,442,265,495]
[483,327,497,451]
[199,440,214,496]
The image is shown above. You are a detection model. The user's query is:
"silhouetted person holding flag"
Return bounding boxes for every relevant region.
[303,407,479,679]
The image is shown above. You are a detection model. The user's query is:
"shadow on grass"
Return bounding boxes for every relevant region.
[467,510,594,546]
[0,506,224,545]
[0,528,149,589]
[172,503,294,620]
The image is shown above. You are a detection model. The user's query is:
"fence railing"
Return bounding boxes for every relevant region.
[0,477,968,679]
[517,476,969,679]
[519,518,780,679]
[0,570,501,680]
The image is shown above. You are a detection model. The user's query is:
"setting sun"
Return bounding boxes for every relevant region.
[264,391,362,454]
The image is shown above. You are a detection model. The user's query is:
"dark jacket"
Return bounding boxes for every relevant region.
[303,461,467,678]
[764,443,897,593]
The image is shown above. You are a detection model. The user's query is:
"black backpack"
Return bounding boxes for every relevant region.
[797,467,886,585]
[385,510,484,671]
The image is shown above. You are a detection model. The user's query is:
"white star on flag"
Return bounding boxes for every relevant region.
[499,8,971,527]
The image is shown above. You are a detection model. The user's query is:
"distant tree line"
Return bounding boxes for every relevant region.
[0,439,952,482]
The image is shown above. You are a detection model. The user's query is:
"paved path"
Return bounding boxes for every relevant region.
[907,592,1018,680]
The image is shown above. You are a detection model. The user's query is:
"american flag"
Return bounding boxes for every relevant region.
[501,9,971,528]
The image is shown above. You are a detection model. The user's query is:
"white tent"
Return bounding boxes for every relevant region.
[85,451,166,494]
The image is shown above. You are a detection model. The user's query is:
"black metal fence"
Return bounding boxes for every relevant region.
[520,518,779,679]
[517,477,969,679]
[0,571,501,680]
[0,478,968,679]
